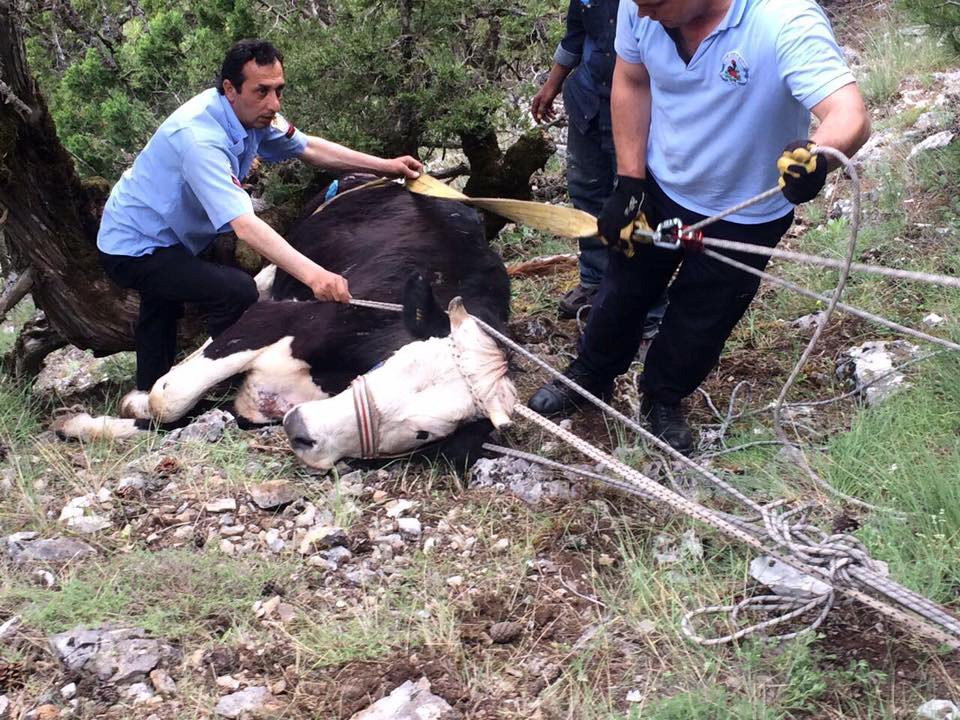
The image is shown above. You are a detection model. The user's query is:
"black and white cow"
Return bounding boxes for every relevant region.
[56,177,517,469]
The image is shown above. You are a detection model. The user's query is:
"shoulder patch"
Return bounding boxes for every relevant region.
[271,113,297,139]
[719,51,749,86]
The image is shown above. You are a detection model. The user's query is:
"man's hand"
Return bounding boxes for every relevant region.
[531,81,561,123]
[308,268,351,303]
[777,140,827,204]
[597,175,656,257]
[382,156,423,180]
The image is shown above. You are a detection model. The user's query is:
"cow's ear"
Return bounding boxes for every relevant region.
[447,296,468,329]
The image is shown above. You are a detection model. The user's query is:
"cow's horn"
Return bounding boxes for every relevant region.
[448,296,468,327]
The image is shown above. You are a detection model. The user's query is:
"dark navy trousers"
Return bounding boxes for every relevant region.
[575,175,794,404]
[99,245,258,391]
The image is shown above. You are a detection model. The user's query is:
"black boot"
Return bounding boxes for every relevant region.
[558,283,598,320]
[528,366,613,417]
[641,396,694,455]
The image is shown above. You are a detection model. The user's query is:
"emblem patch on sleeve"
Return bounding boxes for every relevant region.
[271,113,297,139]
[719,51,749,86]
[231,174,243,188]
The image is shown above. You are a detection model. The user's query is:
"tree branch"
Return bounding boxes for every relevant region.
[0,267,35,322]
[0,76,36,122]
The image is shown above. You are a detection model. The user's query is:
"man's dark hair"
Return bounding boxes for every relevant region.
[217,39,284,94]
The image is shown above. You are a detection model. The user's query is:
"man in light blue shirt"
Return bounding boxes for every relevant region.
[528,0,870,453]
[98,39,422,391]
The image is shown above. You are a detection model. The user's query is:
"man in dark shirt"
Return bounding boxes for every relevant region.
[532,0,666,332]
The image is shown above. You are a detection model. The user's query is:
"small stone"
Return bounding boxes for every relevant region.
[348,677,452,719]
[249,480,300,510]
[205,498,237,513]
[269,679,287,695]
[220,525,245,537]
[446,575,464,587]
[60,682,77,700]
[31,705,59,720]
[0,616,22,641]
[214,686,271,719]
[626,689,643,703]
[215,675,241,692]
[149,669,177,697]
[117,474,148,494]
[489,621,523,644]
[397,517,422,537]
[299,526,347,554]
[423,537,437,554]
[372,490,389,503]
[66,514,113,534]
[0,695,9,720]
[294,503,317,527]
[126,681,156,704]
[322,546,352,567]
[597,553,615,567]
[385,499,415,518]
[922,313,946,327]
[917,699,960,720]
[276,603,296,624]
[257,595,281,618]
[491,538,510,553]
[264,528,285,553]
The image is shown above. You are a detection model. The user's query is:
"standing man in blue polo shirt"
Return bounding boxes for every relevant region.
[528,0,870,454]
[98,39,422,392]
[531,0,667,332]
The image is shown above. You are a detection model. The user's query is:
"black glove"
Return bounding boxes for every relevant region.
[777,139,827,204]
[597,175,657,257]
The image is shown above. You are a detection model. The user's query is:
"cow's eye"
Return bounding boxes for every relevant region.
[416,430,430,440]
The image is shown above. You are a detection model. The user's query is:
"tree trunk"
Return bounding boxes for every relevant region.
[461,127,556,239]
[0,0,139,363]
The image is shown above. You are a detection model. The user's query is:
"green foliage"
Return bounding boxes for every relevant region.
[899,0,960,50]
[24,0,558,180]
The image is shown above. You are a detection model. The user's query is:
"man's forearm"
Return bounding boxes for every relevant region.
[300,137,391,174]
[544,62,573,91]
[231,213,321,285]
[611,60,652,179]
[810,84,872,170]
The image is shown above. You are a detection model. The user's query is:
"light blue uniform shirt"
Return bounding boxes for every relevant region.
[98,88,308,256]
[615,0,855,223]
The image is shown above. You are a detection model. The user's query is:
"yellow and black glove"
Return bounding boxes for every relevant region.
[777,139,827,205]
[597,175,657,257]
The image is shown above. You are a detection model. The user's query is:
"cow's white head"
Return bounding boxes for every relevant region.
[283,298,515,469]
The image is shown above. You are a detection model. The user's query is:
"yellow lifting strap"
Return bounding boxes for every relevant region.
[405,174,650,241]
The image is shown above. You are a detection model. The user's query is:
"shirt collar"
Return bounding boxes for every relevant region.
[716,0,748,31]
[214,90,250,145]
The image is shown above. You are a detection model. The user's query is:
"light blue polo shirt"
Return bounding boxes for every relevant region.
[615,0,855,223]
[98,88,308,256]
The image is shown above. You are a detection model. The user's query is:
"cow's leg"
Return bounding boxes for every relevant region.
[403,272,450,338]
[148,344,264,423]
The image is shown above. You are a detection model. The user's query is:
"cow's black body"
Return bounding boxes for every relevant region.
[202,177,512,469]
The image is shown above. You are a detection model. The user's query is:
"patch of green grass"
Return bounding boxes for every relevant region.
[860,22,957,105]
[817,353,960,600]
[1,548,297,641]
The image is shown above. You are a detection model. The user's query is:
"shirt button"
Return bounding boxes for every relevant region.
[609,17,614,23]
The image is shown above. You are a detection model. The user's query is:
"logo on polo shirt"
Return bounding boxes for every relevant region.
[720,51,749,86]
[270,113,297,139]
